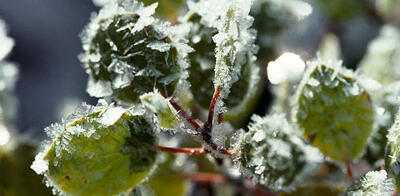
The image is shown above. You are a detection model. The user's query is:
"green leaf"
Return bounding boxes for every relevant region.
[81,1,190,104]
[141,0,185,19]
[294,62,375,161]
[234,114,323,192]
[316,0,366,21]
[346,170,395,196]
[31,101,158,196]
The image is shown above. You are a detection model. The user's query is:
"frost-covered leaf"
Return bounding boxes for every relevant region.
[360,25,400,86]
[31,100,158,196]
[346,170,395,196]
[140,91,179,130]
[81,0,191,104]
[251,0,311,59]
[234,114,323,192]
[181,1,261,127]
[294,61,375,162]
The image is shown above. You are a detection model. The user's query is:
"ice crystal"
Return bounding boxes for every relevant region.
[346,170,395,196]
[31,100,158,196]
[81,0,191,104]
[234,114,323,192]
[294,60,375,161]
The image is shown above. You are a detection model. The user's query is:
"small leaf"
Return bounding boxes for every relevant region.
[294,61,375,161]
[140,91,179,130]
[31,101,158,196]
[234,114,323,192]
[81,1,190,104]
[346,170,395,196]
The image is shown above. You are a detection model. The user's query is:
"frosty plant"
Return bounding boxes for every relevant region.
[28,0,400,195]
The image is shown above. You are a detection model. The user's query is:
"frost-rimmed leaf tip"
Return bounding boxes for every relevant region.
[346,170,395,196]
[31,100,158,196]
[80,0,192,104]
[294,60,375,162]
[233,113,323,192]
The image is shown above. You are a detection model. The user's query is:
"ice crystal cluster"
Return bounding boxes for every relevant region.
[346,170,395,196]
[294,61,375,161]
[31,100,158,195]
[234,114,323,191]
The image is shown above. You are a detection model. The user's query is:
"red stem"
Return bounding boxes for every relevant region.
[217,113,224,124]
[158,146,208,155]
[169,99,201,130]
[207,86,220,126]
[184,172,227,184]
[346,159,353,180]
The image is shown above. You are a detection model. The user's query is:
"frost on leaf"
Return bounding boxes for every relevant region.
[360,25,400,86]
[267,52,305,85]
[80,0,191,104]
[346,170,395,196]
[234,114,323,192]
[181,0,260,126]
[294,61,375,162]
[140,91,179,130]
[384,111,400,185]
[31,100,158,196]
[251,0,311,59]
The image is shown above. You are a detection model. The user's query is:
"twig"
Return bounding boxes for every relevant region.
[158,146,208,155]
[169,99,201,130]
[184,172,227,184]
[208,86,220,127]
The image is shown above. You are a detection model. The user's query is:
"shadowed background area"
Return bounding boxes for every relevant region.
[0,0,98,136]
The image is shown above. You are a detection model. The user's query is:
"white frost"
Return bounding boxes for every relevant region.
[0,19,14,61]
[267,52,305,84]
[31,152,49,175]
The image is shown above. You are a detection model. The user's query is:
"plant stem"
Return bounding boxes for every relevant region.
[346,159,353,180]
[207,86,220,127]
[169,99,201,130]
[184,172,227,184]
[157,146,208,155]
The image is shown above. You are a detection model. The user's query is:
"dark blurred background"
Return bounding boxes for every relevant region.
[0,0,98,137]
